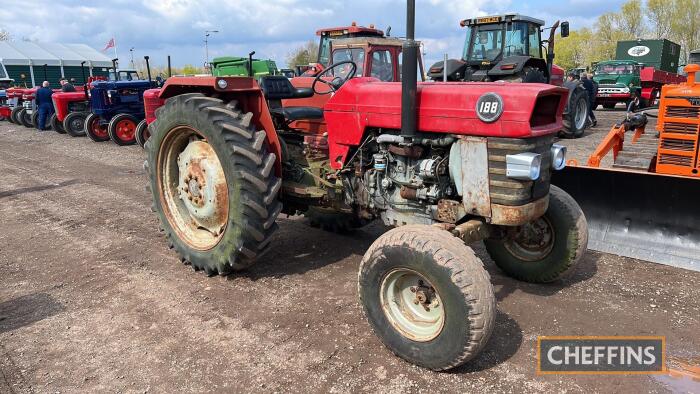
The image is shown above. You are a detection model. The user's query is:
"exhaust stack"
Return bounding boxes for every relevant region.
[401,0,418,140]
[144,56,152,82]
[112,58,119,81]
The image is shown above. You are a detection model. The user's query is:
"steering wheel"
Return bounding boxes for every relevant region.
[312,60,357,95]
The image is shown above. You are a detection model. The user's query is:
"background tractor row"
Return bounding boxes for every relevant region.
[140,2,588,371]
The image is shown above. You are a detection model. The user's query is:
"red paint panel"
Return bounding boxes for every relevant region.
[51,91,88,121]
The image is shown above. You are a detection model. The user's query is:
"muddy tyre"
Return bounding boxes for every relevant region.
[18,109,32,128]
[135,119,149,149]
[561,86,588,138]
[31,111,39,129]
[359,225,495,370]
[305,206,366,233]
[484,185,588,283]
[10,107,23,124]
[50,113,66,134]
[63,112,87,137]
[84,113,109,142]
[146,93,282,275]
[108,113,138,146]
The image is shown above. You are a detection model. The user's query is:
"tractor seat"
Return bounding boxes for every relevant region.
[270,106,324,121]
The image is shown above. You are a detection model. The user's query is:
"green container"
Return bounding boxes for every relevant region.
[615,39,681,73]
[211,56,278,78]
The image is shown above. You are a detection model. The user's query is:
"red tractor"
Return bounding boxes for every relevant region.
[5,87,28,124]
[51,74,108,137]
[141,2,587,370]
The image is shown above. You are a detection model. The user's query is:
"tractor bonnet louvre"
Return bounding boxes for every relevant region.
[663,121,699,135]
[665,106,700,118]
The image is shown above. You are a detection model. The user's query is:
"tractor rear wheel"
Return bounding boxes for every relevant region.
[63,112,87,137]
[18,109,32,128]
[560,86,588,138]
[50,113,66,134]
[84,113,109,142]
[31,111,39,129]
[135,119,149,149]
[359,225,495,370]
[146,93,282,274]
[484,185,588,283]
[108,113,138,145]
[10,107,23,124]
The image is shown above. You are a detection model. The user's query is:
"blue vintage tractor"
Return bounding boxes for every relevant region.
[84,57,159,145]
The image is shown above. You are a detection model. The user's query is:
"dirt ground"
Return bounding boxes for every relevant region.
[1,109,699,394]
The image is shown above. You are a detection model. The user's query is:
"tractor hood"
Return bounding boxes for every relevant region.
[324,78,567,138]
[91,80,155,90]
[323,77,567,169]
[593,73,637,86]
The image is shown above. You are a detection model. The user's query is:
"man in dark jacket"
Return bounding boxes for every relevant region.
[581,73,597,127]
[35,81,54,131]
[59,78,76,92]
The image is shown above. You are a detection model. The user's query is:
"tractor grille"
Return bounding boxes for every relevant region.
[663,122,699,135]
[660,138,696,152]
[665,106,700,119]
[657,153,693,166]
[487,135,554,206]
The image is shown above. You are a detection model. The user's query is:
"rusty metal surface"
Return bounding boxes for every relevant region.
[453,219,491,244]
[490,196,549,226]
[449,137,492,218]
[436,199,463,223]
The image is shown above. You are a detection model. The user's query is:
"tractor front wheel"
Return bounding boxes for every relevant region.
[146,93,282,275]
[31,111,39,129]
[135,119,149,149]
[63,112,87,137]
[108,113,138,146]
[18,109,32,128]
[484,185,588,283]
[560,86,588,138]
[50,113,66,134]
[10,107,23,124]
[84,113,109,142]
[359,225,495,371]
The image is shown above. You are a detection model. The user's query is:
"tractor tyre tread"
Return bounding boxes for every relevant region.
[50,113,66,134]
[561,86,588,139]
[359,225,495,371]
[63,112,88,137]
[108,113,139,146]
[147,93,281,274]
[84,112,109,142]
[135,119,149,149]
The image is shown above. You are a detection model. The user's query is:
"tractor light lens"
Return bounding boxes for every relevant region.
[506,152,541,181]
[216,79,228,89]
[551,144,567,170]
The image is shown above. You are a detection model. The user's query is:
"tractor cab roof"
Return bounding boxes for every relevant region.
[330,36,409,48]
[460,14,545,27]
[316,24,384,38]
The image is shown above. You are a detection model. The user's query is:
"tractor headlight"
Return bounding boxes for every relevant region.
[506,152,541,181]
[216,79,228,89]
[551,144,567,170]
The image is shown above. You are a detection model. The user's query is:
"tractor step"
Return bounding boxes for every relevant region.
[613,137,659,171]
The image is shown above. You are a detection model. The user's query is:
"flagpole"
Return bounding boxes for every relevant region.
[113,35,118,63]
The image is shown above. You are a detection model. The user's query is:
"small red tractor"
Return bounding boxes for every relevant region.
[5,87,28,124]
[142,2,587,370]
[51,73,108,137]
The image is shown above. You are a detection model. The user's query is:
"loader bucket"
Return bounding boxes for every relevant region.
[552,166,700,272]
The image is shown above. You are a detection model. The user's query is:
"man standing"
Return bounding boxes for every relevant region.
[581,72,597,127]
[59,78,76,92]
[35,81,54,131]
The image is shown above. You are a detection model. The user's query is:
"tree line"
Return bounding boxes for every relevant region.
[555,0,700,70]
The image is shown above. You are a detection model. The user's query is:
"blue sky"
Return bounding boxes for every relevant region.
[0,0,627,68]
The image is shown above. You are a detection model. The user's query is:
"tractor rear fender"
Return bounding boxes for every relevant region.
[154,76,282,176]
[487,56,548,78]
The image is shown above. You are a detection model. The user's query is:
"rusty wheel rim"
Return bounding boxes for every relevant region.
[503,216,555,262]
[157,126,229,250]
[380,268,445,342]
[116,119,136,141]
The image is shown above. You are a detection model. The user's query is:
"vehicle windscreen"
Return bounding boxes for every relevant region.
[318,36,331,66]
[464,24,502,62]
[332,48,366,77]
[595,64,637,75]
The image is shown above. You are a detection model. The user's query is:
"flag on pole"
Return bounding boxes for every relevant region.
[102,38,115,52]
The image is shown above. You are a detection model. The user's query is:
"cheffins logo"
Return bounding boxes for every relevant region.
[537,336,666,374]
[628,45,651,57]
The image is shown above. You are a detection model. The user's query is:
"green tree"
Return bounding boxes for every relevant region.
[618,0,646,39]
[592,12,625,62]
[646,0,675,39]
[554,28,594,70]
[670,0,700,63]
[286,40,319,68]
